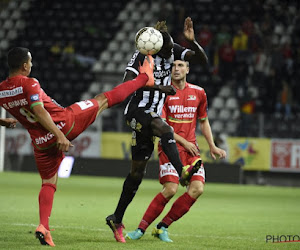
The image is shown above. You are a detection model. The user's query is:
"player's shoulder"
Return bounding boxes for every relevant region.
[126,50,145,74]
[24,77,39,84]
[128,50,145,64]
[22,77,41,91]
[187,83,205,92]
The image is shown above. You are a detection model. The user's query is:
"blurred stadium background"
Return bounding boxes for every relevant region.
[0,0,300,186]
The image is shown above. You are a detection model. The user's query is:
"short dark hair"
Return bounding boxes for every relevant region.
[7,47,30,72]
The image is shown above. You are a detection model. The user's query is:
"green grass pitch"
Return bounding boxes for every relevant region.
[0,171,300,249]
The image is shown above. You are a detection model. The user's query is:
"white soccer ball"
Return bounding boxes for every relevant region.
[135,27,163,55]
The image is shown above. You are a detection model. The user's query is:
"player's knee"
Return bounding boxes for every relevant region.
[94,93,108,113]
[161,123,173,134]
[130,170,144,181]
[151,118,173,136]
[188,182,204,198]
[162,183,178,199]
[130,162,147,181]
[165,186,177,199]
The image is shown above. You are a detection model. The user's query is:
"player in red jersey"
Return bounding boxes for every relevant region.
[125,60,226,242]
[0,47,155,247]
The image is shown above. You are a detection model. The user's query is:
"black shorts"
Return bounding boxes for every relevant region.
[125,108,160,161]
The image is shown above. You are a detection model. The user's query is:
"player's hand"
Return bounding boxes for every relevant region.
[183,17,195,41]
[159,85,176,95]
[56,136,74,152]
[210,146,227,160]
[2,118,17,129]
[183,141,200,157]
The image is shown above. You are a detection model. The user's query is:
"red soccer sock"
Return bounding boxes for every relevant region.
[161,192,196,227]
[39,183,56,230]
[103,73,148,107]
[138,193,169,231]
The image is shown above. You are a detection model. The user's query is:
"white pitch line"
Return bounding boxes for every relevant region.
[4,222,258,241]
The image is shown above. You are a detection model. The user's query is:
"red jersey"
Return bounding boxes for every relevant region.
[0,75,73,150]
[161,82,208,152]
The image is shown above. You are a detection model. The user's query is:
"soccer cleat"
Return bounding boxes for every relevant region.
[152,226,173,242]
[125,228,144,240]
[105,214,126,243]
[139,55,154,86]
[180,158,202,186]
[35,224,55,247]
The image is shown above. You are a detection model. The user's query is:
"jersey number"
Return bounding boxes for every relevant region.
[20,107,37,123]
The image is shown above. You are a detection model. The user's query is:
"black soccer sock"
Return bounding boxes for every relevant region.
[161,132,183,174]
[157,222,168,229]
[114,174,142,223]
[138,228,145,234]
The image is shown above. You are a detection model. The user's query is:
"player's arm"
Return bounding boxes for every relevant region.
[174,132,199,156]
[199,118,226,159]
[182,17,208,66]
[32,104,73,152]
[0,118,17,128]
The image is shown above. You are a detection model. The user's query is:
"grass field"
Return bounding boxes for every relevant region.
[0,172,300,249]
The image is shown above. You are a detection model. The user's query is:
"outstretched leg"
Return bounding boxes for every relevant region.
[95,55,154,116]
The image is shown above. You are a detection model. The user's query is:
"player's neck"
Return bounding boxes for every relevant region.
[9,71,27,78]
[172,80,186,90]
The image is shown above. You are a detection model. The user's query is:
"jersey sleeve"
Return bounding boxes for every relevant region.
[22,78,43,109]
[198,89,208,120]
[173,43,191,61]
[125,50,146,76]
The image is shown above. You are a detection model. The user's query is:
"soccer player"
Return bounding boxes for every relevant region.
[125,60,226,242]
[106,17,209,243]
[0,47,155,247]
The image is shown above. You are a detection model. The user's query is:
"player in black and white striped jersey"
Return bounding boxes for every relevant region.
[106,17,208,243]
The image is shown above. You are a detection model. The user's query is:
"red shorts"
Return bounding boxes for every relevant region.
[159,150,205,185]
[34,99,99,179]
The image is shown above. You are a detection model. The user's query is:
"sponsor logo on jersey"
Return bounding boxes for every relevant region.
[34,122,66,145]
[187,95,196,100]
[30,94,39,101]
[168,105,197,113]
[160,163,178,177]
[169,96,179,100]
[0,87,23,98]
[153,69,171,79]
[2,98,28,109]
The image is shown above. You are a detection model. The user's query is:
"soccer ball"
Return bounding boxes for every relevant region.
[135,27,163,55]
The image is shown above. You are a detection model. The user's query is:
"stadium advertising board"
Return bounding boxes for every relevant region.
[102,132,159,160]
[5,129,100,158]
[227,137,271,171]
[102,134,271,171]
[271,139,300,172]
[102,133,222,162]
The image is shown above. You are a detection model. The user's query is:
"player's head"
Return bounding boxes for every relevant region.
[171,60,189,83]
[154,21,174,59]
[7,47,32,76]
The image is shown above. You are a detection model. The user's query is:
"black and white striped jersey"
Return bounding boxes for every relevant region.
[124,43,190,116]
